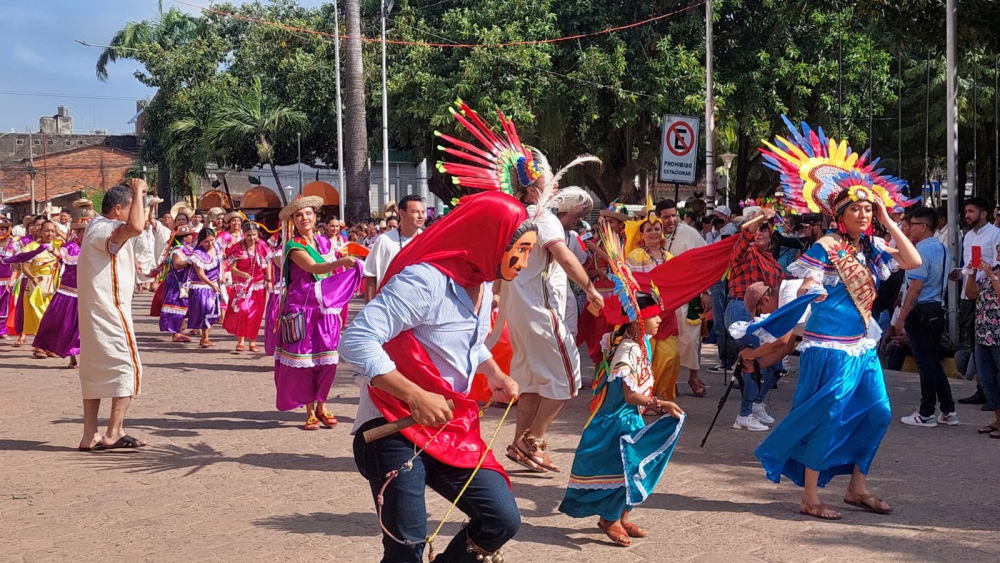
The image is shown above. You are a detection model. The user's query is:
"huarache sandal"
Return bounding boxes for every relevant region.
[843,492,893,514]
[990,429,1000,439]
[519,431,561,472]
[620,520,648,538]
[978,424,1000,434]
[13,339,24,347]
[172,334,191,343]
[688,378,708,397]
[799,502,842,520]
[303,416,321,431]
[235,343,245,351]
[597,518,631,547]
[248,343,260,352]
[93,435,148,450]
[33,349,47,359]
[505,444,546,473]
[317,411,338,428]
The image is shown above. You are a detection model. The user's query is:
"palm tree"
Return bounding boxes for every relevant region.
[95,8,199,209]
[205,77,307,205]
[343,0,370,221]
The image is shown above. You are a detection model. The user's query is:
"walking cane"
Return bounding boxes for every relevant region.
[363,400,456,443]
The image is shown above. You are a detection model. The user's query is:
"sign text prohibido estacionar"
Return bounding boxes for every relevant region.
[658,115,700,185]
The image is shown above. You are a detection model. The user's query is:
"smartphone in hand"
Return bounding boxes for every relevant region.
[972,245,982,268]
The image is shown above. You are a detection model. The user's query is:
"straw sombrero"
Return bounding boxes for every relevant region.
[172,225,197,239]
[208,206,226,220]
[224,211,242,223]
[279,196,324,222]
[72,198,94,210]
[71,210,97,230]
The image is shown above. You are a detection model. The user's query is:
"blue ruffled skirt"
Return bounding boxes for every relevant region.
[755,344,891,488]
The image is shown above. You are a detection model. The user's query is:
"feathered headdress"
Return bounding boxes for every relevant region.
[760,115,910,217]
[435,99,601,221]
[435,99,548,195]
[584,221,661,428]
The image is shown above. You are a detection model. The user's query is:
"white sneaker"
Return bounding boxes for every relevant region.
[734,414,770,432]
[900,411,937,428]
[752,403,775,424]
[936,411,960,426]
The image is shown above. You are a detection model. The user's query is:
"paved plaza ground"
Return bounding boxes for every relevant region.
[2,294,998,562]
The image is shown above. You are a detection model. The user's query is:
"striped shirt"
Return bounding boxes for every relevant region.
[342,263,494,433]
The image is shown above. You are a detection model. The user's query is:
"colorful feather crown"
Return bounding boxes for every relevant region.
[760,115,910,217]
[434,99,546,196]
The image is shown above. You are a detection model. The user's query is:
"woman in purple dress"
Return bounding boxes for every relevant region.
[275,196,362,430]
[32,212,95,367]
[159,227,196,342]
[187,228,224,348]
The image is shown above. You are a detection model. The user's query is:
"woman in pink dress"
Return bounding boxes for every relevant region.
[223,222,272,351]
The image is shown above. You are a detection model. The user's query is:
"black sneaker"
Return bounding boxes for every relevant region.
[958,390,987,405]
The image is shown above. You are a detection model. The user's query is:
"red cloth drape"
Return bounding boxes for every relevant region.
[603,235,739,323]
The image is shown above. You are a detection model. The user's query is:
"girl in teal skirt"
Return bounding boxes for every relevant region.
[559,289,685,546]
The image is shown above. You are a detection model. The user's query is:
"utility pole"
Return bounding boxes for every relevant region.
[380,0,392,209]
[945,0,960,342]
[27,127,36,215]
[297,132,303,196]
[334,0,346,222]
[703,0,716,212]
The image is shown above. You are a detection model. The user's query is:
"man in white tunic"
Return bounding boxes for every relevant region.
[77,179,148,451]
[502,183,604,473]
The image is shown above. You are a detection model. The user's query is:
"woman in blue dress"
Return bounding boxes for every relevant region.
[559,226,685,546]
[757,118,921,520]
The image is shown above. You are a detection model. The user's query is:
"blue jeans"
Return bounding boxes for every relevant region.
[740,365,780,417]
[974,343,1000,411]
[904,308,955,417]
[353,418,521,563]
[712,281,736,364]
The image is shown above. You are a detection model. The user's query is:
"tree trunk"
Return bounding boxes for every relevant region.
[219,171,234,209]
[269,162,288,205]
[343,0,371,223]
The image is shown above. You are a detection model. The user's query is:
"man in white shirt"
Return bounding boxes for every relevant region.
[657,198,710,393]
[190,212,205,232]
[715,205,737,237]
[934,203,953,249]
[955,197,1000,405]
[363,194,425,302]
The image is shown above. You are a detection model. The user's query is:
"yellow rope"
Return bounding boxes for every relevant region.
[425,399,515,551]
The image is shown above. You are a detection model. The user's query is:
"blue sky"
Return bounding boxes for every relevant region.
[0,0,325,135]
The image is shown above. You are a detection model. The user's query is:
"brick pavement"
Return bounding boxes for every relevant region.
[1,294,998,563]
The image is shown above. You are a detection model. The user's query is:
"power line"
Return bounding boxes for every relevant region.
[0,90,145,102]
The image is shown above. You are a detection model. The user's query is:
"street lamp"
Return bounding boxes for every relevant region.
[282,185,295,205]
[719,151,736,205]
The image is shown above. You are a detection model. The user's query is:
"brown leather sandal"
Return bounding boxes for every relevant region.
[620,520,647,538]
[843,492,893,514]
[799,502,843,520]
[597,518,631,546]
[520,431,560,472]
[505,443,547,473]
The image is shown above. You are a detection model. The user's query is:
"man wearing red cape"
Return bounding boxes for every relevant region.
[342,191,535,563]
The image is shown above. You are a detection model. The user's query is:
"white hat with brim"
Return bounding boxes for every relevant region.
[279,196,324,222]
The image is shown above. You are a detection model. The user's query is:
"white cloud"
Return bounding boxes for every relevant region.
[13,44,44,65]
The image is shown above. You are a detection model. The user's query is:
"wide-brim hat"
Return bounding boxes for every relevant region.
[71,210,97,230]
[279,196,324,222]
[172,225,197,239]
[224,211,242,223]
[208,206,226,220]
[72,198,94,210]
[146,195,164,207]
[600,202,629,221]
[172,204,195,219]
[0,216,11,227]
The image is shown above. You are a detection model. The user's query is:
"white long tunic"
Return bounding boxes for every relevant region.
[78,216,143,399]
[503,211,581,400]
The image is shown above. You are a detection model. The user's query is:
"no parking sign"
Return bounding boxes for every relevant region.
[659,115,700,184]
